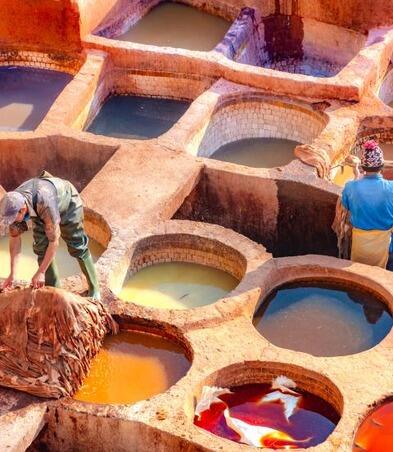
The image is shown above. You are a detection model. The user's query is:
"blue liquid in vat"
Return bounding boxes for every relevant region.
[253,281,392,356]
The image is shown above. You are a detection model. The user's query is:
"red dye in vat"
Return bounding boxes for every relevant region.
[353,401,393,452]
[194,384,340,449]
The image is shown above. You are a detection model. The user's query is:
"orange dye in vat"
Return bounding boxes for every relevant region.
[353,401,393,452]
[194,384,340,449]
[74,331,190,404]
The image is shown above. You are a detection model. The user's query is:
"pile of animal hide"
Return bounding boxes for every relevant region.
[332,197,352,259]
[0,287,117,398]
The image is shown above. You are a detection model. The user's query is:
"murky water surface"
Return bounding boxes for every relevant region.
[119,262,238,309]
[74,331,190,404]
[195,383,340,449]
[87,95,190,139]
[211,138,298,168]
[0,66,71,131]
[117,2,230,51]
[253,281,392,356]
[0,230,104,280]
[353,401,393,452]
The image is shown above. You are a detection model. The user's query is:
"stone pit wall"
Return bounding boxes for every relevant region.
[174,164,339,257]
[0,0,81,54]
[0,50,82,74]
[196,96,327,158]
[379,66,393,106]
[0,134,118,193]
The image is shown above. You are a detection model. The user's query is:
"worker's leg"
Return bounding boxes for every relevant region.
[32,220,61,287]
[60,194,100,300]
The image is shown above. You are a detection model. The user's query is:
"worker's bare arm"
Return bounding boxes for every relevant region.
[2,234,22,290]
[31,220,60,289]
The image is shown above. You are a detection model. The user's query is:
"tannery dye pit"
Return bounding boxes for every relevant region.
[0,230,104,280]
[210,138,298,168]
[0,66,72,131]
[114,2,231,51]
[74,330,190,404]
[1,0,393,450]
[119,261,239,309]
[86,95,191,139]
[353,400,393,452]
[253,281,392,356]
[194,380,340,449]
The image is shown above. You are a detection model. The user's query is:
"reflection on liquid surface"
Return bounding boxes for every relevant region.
[210,138,298,168]
[117,2,230,51]
[74,331,190,404]
[119,262,239,309]
[253,281,392,356]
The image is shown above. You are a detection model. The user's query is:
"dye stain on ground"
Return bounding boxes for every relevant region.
[253,281,392,356]
[353,401,393,452]
[74,331,190,404]
[116,2,230,51]
[119,262,238,309]
[210,138,298,168]
[195,383,340,449]
[0,66,72,131]
[86,95,191,139]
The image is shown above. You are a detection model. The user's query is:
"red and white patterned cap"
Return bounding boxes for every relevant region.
[361,140,384,169]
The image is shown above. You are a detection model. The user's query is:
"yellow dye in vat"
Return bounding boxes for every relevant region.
[333,164,355,187]
[119,262,239,309]
[0,230,104,280]
[74,331,190,404]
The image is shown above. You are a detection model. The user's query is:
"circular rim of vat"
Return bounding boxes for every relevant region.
[352,394,393,449]
[190,360,343,447]
[67,317,193,411]
[251,256,393,355]
[193,93,329,171]
[107,220,270,320]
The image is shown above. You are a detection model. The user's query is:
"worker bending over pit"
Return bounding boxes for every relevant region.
[341,140,393,269]
[0,171,100,299]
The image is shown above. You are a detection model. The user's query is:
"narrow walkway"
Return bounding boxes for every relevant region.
[0,388,46,451]
[81,142,203,232]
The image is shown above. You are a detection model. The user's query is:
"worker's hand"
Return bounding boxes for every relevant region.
[1,274,14,291]
[31,271,45,289]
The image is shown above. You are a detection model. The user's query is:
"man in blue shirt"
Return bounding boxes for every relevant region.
[342,140,393,268]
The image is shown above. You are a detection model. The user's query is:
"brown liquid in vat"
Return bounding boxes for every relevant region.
[117,2,230,51]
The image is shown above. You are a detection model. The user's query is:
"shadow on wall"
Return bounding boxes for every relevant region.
[174,169,338,258]
[0,135,118,192]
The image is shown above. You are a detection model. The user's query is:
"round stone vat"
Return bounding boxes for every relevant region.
[85,94,191,140]
[255,18,366,77]
[253,279,392,357]
[353,398,393,451]
[196,97,326,169]
[113,2,231,51]
[0,66,72,131]
[193,362,342,449]
[113,234,245,310]
[74,327,191,405]
[0,210,109,281]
